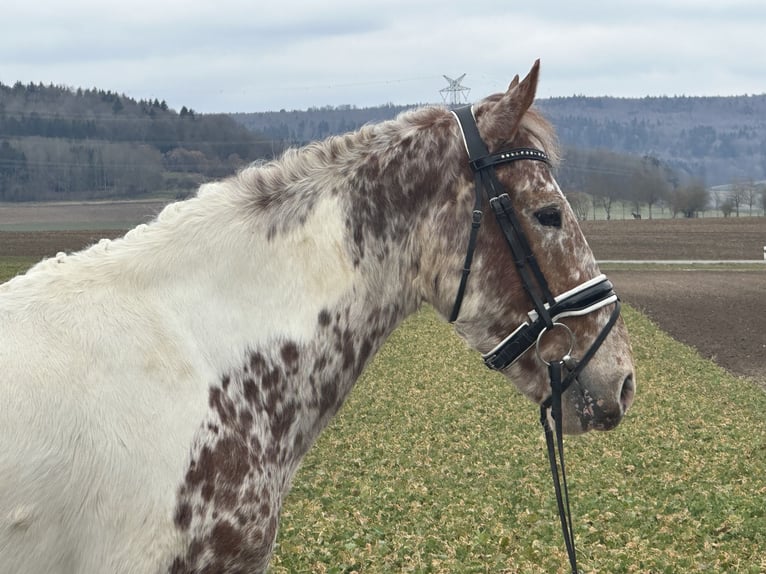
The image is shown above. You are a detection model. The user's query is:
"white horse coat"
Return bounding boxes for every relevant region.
[0,178,361,572]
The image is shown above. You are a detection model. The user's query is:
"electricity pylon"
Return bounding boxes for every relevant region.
[440,74,470,106]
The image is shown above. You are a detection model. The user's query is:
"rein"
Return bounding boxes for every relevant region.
[449,105,621,573]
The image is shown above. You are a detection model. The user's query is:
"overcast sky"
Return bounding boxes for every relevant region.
[2,0,765,113]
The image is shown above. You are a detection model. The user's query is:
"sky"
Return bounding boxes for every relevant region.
[2,0,766,113]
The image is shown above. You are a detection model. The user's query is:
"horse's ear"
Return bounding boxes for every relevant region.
[511,59,540,113]
[477,60,541,149]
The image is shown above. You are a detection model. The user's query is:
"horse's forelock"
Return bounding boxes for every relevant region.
[475,91,561,166]
[519,108,561,166]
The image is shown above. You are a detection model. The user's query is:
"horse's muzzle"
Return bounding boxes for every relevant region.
[557,370,635,434]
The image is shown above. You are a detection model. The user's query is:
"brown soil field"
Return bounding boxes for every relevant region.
[581,217,766,261]
[0,229,124,258]
[607,270,764,383]
[0,207,764,384]
[581,218,765,386]
[0,199,166,232]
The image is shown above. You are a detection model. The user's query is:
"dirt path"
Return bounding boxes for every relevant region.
[608,270,765,385]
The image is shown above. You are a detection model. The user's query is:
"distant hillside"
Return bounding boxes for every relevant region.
[0,82,271,201]
[230,104,419,149]
[538,95,766,186]
[232,95,766,187]
[4,82,765,204]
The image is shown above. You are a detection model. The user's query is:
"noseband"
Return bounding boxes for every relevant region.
[449,105,622,573]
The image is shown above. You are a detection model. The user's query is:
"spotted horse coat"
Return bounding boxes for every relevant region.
[0,61,634,573]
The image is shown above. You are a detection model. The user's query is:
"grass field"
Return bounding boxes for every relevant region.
[0,256,37,280]
[264,307,766,574]
[2,258,764,572]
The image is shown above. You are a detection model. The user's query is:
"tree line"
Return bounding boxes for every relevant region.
[236,94,766,189]
[3,83,765,215]
[0,82,273,201]
[557,147,766,219]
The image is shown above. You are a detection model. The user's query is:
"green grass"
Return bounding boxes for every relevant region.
[271,307,766,574]
[0,256,38,280]
[2,260,764,573]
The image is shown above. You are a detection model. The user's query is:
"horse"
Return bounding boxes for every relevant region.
[0,61,635,573]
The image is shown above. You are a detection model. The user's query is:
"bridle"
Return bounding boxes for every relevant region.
[449,105,622,574]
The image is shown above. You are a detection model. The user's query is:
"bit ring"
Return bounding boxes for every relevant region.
[535,322,575,366]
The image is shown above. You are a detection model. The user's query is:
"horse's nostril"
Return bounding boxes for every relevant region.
[620,373,635,414]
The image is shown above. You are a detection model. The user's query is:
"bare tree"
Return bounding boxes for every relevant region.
[742,180,758,215]
[711,190,722,213]
[670,180,709,218]
[559,148,636,219]
[565,191,590,220]
[633,156,671,219]
[598,194,615,220]
[730,181,748,216]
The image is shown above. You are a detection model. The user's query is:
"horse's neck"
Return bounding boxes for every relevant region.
[117,152,428,383]
[165,169,429,571]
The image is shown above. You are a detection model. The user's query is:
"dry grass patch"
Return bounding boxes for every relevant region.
[271,307,766,573]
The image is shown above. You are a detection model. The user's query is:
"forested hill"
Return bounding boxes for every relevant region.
[539,95,766,186]
[233,94,766,187]
[4,82,765,203]
[0,82,271,201]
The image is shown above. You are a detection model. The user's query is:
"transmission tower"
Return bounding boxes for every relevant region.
[440,74,470,106]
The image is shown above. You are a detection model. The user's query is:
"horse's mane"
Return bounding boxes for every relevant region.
[234,100,559,213]
[232,105,453,209]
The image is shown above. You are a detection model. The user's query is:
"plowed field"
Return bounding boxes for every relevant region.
[582,218,765,385]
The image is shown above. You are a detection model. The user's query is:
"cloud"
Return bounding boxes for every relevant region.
[2,0,765,112]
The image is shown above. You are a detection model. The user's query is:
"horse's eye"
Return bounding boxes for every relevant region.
[534,207,562,228]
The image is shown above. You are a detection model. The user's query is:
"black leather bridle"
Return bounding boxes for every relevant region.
[449,104,622,573]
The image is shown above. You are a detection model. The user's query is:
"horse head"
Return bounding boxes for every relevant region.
[420,61,635,434]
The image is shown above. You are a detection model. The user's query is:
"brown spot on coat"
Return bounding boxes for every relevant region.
[210,520,243,558]
[174,502,192,531]
[280,342,299,370]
